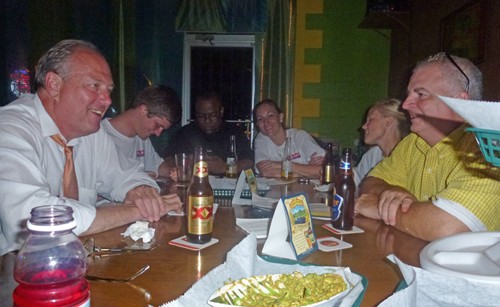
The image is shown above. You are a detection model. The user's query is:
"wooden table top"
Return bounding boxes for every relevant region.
[0,180,429,307]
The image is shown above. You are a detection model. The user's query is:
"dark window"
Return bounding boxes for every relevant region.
[190,46,253,121]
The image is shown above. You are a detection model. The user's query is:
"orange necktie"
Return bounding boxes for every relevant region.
[51,134,79,200]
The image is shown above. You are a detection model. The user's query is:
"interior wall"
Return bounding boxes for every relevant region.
[390,0,500,100]
[295,0,391,149]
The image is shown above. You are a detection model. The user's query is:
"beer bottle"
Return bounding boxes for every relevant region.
[226,135,238,178]
[321,142,335,184]
[186,147,214,243]
[281,137,293,180]
[331,148,355,230]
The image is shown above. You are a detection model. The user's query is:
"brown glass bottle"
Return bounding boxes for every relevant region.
[331,148,355,230]
[226,135,238,178]
[186,147,214,243]
[281,137,293,180]
[321,142,335,184]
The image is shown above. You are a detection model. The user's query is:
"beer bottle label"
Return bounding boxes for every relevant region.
[339,160,351,170]
[323,165,333,182]
[226,157,237,177]
[281,160,293,179]
[331,194,343,221]
[187,196,214,235]
[193,161,208,178]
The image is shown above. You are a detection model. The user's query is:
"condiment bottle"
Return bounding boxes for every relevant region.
[281,137,293,180]
[226,135,238,178]
[187,146,214,243]
[331,148,355,230]
[13,203,90,307]
[321,142,335,185]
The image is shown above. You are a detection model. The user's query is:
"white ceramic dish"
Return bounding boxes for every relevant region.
[207,272,350,307]
[420,231,500,285]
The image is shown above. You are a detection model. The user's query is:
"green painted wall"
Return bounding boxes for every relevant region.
[301,0,390,149]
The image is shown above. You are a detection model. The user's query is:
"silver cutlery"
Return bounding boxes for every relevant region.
[86,265,150,283]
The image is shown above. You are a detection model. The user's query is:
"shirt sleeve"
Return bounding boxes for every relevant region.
[354,146,384,188]
[143,138,164,173]
[368,136,412,186]
[235,130,254,161]
[94,130,159,202]
[0,117,96,254]
[434,136,500,231]
[294,130,325,162]
[254,133,272,164]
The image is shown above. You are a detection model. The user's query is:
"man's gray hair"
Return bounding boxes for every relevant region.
[35,39,102,90]
[415,52,483,100]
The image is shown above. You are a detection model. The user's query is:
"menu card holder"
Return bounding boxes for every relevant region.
[231,171,252,205]
[262,193,318,260]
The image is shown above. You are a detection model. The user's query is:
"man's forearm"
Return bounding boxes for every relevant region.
[292,163,321,179]
[359,176,390,196]
[158,161,175,178]
[80,203,141,236]
[394,201,470,241]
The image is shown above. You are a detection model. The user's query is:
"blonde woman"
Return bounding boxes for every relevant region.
[354,98,410,188]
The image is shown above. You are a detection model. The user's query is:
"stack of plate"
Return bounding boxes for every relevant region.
[419,232,500,285]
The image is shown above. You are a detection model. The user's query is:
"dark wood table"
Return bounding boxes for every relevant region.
[0,180,428,306]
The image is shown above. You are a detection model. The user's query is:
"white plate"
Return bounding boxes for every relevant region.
[207,272,349,307]
[420,231,500,285]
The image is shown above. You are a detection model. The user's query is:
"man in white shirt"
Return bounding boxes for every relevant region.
[102,85,181,179]
[0,39,181,255]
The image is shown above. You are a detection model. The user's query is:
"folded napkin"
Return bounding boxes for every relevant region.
[209,175,270,191]
[379,255,500,307]
[162,234,363,307]
[236,218,270,239]
[231,172,277,206]
[438,96,500,130]
[250,192,278,209]
[121,221,155,243]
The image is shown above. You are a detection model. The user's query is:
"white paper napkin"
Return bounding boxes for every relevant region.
[121,221,155,243]
[161,234,364,307]
[236,218,270,239]
[438,96,500,130]
[379,255,500,307]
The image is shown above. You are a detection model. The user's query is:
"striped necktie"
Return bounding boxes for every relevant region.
[51,134,79,200]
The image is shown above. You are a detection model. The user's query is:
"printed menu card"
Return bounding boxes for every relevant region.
[262,193,318,260]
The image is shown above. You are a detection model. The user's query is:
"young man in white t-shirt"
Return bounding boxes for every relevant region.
[102,85,181,179]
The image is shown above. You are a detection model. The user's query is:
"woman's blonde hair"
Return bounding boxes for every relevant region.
[370,98,410,139]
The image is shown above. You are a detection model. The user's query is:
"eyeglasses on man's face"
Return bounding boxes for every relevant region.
[445,52,470,93]
[196,111,220,121]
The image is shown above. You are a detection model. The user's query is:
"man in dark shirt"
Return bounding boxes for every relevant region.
[163,91,254,175]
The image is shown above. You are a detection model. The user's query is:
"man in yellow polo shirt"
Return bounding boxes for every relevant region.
[355,52,500,241]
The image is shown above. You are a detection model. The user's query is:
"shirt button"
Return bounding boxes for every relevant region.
[427,167,433,173]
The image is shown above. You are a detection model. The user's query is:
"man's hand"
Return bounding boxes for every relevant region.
[378,187,417,226]
[161,193,183,215]
[357,176,417,225]
[124,185,174,222]
[355,193,381,219]
[309,152,324,165]
[256,160,281,177]
[206,155,226,175]
[169,168,178,181]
